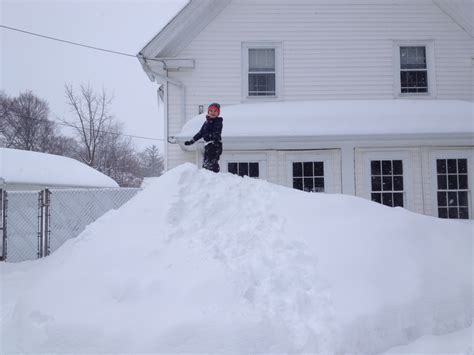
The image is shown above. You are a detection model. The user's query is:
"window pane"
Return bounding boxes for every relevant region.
[293,162,303,177]
[382,176,393,191]
[458,191,468,207]
[382,161,392,175]
[459,175,468,189]
[304,162,313,176]
[249,73,276,96]
[437,175,447,190]
[393,193,404,207]
[437,191,447,207]
[382,193,393,207]
[449,208,459,219]
[447,159,457,173]
[400,47,426,69]
[371,193,382,204]
[371,176,382,192]
[314,162,324,176]
[393,176,404,191]
[371,160,381,175]
[249,48,275,72]
[293,178,303,190]
[458,159,468,174]
[228,162,237,175]
[437,159,447,174]
[401,71,428,92]
[239,163,249,177]
[303,178,313,192]
[448,175,458,190]
[459,208,469,219]
[438,208,448,218]
[249,163,259,178]
[314,178,324,191]
[392,160,403,175]
[448,192,458,207]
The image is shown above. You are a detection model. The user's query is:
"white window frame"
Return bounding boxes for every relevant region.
[393,40,436,98]
[359,150,415,211]
[429,149,473,219]
[285,151,340,194]
[221,152,268,179]
[242,42,283,102]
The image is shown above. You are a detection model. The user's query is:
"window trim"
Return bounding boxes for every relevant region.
[242,42,283,102]
[393,40,436,98]
[285,151,339,193]
[359,150,415,211]
[429,149,473,219]
[221,152,268,179]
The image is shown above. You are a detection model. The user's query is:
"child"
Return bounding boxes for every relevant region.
[185,103,223,173]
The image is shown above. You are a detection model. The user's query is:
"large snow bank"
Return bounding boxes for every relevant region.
[1,164,472,353]
[0,148,118,188]
[177,99,474,139]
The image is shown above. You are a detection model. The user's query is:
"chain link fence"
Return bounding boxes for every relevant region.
[0,188,140,262]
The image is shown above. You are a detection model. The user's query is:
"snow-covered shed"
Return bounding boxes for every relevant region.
[138,0,474,219]
[0,148,119,191]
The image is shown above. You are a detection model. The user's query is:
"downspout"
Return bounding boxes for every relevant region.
[137,54,187,145]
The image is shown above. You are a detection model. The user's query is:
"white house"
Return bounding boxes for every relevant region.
[0,148,119,190]
[138,0,474,220]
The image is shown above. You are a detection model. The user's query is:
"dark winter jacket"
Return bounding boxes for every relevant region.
[192,116,223,144]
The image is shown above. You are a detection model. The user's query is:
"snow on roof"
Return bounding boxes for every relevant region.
[0,148,119,188]
[177,100,474,141]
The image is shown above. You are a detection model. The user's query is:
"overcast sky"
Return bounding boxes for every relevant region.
[1,0,188,151]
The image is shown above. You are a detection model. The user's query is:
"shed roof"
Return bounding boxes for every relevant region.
[0,148,119,188]
[176,100,474,146]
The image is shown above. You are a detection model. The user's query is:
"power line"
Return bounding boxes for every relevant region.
[53,119,165,142]
[0,24,160,62]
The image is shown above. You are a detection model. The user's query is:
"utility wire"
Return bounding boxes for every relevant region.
[53,119,165,142]
[0,24,159,61]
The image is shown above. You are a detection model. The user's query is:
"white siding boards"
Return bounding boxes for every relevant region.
[140,0,474,219]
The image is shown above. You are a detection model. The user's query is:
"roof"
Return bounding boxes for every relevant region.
[0,148,119,188]
[433,0,474,38]
[138,0,231,59]
[176,99,474,147]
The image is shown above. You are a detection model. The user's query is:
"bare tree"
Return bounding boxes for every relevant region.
[63,83,114,167]
[0,91,63,152]
[140,145,164,177]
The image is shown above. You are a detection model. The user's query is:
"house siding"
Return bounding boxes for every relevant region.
[156,0,473,218]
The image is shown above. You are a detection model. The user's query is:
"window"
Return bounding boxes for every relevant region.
[292,161,325,193]
[400,46,428,93]
[370,160,404,207]
[436,159,469,219]
[248,48,276,96]
[242,42,282,99]
[228,162,260,178]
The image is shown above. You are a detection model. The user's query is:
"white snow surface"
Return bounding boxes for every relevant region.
[1,164,472,353]
[0,147,118,188]
[177,99,474,139]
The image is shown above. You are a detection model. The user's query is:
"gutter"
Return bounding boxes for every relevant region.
[137,54,189,144]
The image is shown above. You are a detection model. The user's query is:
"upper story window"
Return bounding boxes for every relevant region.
[400,46,428,93]
[242,42,282,100]
[248,48,276,96]
[393,41,436,97]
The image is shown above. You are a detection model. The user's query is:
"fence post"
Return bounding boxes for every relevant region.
[37,189,51,258]
[0,189,7,261]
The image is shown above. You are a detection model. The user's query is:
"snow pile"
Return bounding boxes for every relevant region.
[1,164,472,353]
[0,147,118,188]
[177,99,474,140]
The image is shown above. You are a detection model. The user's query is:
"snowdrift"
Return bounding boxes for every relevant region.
[1,164,472,353]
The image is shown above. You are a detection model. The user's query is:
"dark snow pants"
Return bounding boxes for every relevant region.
[203,141,222,173]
